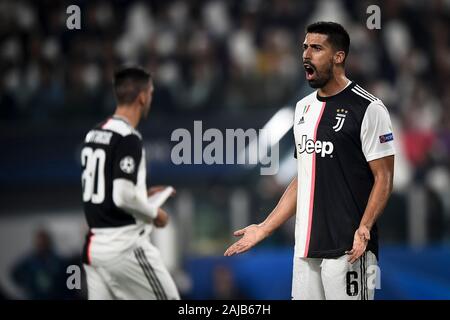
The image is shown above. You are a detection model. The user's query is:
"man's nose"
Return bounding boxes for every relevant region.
[303,47,311,60]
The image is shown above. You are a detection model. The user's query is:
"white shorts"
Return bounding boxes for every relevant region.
[84,237,180,300]
[292,251,378,300]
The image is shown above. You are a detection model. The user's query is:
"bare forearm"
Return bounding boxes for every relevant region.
[360,174,393,231]
[260,177,297,235]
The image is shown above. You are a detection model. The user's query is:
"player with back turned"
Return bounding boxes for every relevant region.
[81,66,179,300]
[225,22,395,300]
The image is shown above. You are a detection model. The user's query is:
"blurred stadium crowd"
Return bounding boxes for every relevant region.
[1,0,449,119]
[0,0,449,299]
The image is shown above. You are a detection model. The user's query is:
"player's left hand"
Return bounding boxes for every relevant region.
[148,186,176,197]
[154,208,169,228]
[347,225,370,264]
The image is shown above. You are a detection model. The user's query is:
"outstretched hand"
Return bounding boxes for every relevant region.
[224,224,269,257]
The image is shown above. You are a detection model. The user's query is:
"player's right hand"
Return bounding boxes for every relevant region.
[154,208,169,228]
[224,224,268,256]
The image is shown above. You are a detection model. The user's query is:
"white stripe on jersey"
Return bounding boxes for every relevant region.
[352,86,379,102]
[293,93,326,257]
[354,85,378,101]
[102,117,142,139]
[351,88,375,102]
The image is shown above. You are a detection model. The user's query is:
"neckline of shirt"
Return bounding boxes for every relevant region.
[112,115,133,127]
[316,80,354,102]
[111,115,142,138]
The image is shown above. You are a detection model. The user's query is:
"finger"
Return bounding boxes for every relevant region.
[232,242,249,254]
[233,229,245,236]
[347,247,357,262]
[224,246,234,256]
[349,249,362,264]
[235,246,250,255]
[230,240,249,254]
[224,243,239,256]
[349,254,357,263]
[349,252,356,263]
[350,254,361,264]
[348,252,356,263]
[225,246,239,257]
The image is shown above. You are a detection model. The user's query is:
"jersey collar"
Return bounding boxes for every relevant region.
[112,115,133,126]
[111,115,143,139]
[316,80,354,102]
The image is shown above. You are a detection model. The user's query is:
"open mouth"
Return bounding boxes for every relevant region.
[304,63,316,80]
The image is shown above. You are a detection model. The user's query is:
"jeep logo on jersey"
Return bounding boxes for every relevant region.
[298,135,334,157]
[333,109,348,132]
[120,156,135,174]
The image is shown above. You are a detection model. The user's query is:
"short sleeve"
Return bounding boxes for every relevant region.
[360,101,396,162]
[113,134,142,183]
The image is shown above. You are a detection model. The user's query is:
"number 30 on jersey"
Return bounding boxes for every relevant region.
[81,147,106,204]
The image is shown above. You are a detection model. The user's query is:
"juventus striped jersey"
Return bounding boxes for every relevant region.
[293,81,395,259]
[81,116,152,265]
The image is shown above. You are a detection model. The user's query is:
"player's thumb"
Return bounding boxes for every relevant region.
[233,228,246,236]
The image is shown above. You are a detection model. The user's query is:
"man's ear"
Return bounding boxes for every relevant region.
[137,90,146,107]
[334,51,346,65]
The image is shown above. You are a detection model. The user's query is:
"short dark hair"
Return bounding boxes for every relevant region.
[113,66,152,105]
[306,21,350,62]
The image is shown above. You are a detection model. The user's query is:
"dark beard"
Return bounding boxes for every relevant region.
[307,62,333,89]
[308,76,330,88]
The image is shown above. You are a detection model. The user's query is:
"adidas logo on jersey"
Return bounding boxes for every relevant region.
[297,105,310,125]
[298,135,334,157]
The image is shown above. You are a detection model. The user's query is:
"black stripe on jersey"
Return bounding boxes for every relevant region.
[364,253,368,300]
[360,257,365,300]
[303,81,381,260]
[134,248,163,300]
[362,252,367,300]
[136,247,168,300]
[139,248,168,300]
[359,261,362,300]
[138,248,168,300]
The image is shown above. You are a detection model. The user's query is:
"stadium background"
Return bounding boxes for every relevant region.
[0,0,449,299]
